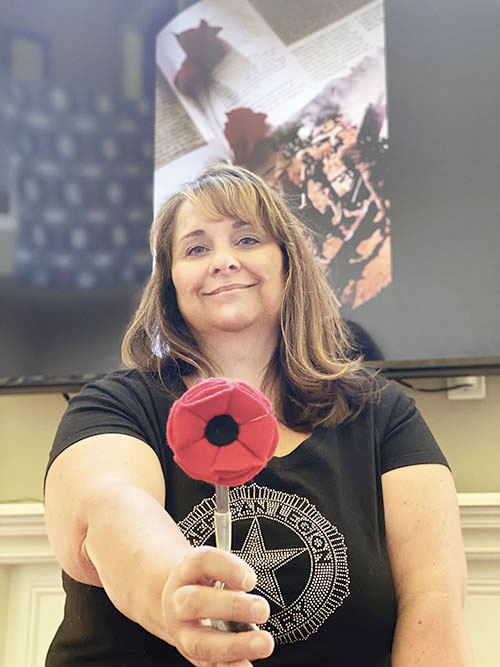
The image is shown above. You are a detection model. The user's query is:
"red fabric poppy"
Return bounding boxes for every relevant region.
[166,378,278,486]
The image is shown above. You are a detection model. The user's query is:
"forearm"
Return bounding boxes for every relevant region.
[391,591,475,666]
[83,482,191,641]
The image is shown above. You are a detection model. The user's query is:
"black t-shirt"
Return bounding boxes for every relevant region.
[45,370,449,666]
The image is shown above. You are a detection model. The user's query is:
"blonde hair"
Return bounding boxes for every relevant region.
[122,164,379,430]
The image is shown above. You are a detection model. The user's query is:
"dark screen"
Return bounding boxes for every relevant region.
[0,0,499,391]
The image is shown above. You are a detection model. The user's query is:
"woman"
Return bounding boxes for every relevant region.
[44,164,474,666]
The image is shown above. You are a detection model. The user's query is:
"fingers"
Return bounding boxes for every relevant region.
[161,547,275,666]
[188,659,253,667]
[190,658,253,667]
[174,586,270,625]
[178,625,274,665]
[172,589,272,665]
[193,664,251,667]
[173,547,257,591]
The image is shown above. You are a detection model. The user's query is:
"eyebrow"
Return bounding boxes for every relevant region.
[177,219,251,244]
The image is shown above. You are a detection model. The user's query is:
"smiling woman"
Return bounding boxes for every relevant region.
[170,202,284,348]
[122,164,376,428]
[44,164,473,667]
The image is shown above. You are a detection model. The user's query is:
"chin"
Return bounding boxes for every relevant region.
[200,309,257,334]
[215,317,253,332]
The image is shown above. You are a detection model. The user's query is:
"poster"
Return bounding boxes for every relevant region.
[154,0,389,313]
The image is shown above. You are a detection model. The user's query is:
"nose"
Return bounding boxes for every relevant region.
[209,247,241,275]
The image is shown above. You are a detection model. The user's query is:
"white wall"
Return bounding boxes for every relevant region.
[1,375,499,505]
[1,374,498,664]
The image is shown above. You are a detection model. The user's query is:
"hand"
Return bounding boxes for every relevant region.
[161,546,275,666]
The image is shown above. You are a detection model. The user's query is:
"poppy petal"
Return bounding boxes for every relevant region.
[166,410,206,450]
[216,467,257,486]
[227,382,271,424]
[166,378,278,486]
[174,437,218,480]
[181,377,227,403]
[238,417,279,459]
[236,380,272,407]
[214,440,263,472]
[183,382,231,422]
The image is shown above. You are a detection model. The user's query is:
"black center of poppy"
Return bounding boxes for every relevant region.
[205,414,239,446]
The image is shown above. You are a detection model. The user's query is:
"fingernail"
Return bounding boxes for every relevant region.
[250,599,268,623]
[243,569,257,590]
[251,634,270,657]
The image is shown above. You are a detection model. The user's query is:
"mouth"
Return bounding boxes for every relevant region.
[206,283,255,296]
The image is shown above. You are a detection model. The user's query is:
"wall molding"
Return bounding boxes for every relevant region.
[0,503,55,565]
[27,580,65,665]
[1,494,499,586]
[1,495,497,666]
[458,493,500,594]
[2,562,64,667]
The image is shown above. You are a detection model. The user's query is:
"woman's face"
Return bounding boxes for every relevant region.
[171,201,285,340]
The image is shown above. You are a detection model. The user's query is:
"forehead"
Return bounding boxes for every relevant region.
[173,200,263,242]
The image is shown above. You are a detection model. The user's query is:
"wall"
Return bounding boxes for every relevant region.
[0,392,65,504]
[1,374,499,504]
[1,0,140,94]
[0,567,8,665]
[0,375,499,666]
[400,375,500,493]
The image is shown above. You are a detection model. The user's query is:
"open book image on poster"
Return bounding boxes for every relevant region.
[154,0,390,314]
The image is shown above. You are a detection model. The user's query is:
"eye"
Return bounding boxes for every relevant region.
[186,245,208,256]
[237,236,259,247]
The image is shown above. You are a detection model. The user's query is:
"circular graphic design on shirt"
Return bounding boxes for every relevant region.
[178,483,350,643]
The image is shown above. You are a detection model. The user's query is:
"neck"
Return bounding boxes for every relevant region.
[189,326,279,393]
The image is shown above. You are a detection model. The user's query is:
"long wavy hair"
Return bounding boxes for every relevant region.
[122,164,380,430]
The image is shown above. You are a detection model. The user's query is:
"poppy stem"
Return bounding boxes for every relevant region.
[212,484,259,633]
[215,483,229,513]
[214,484,231,552]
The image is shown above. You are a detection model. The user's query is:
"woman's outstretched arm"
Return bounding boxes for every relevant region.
[44,433,274,666]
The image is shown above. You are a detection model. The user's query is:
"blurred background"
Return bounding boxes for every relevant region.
[0,1,186,388]
[0,2,498,665]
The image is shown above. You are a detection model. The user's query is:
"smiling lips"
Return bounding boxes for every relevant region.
[206,283,255,295]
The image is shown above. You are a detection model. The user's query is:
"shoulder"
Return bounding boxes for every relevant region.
[367,373,418,440]
[70,368,183,408]
[363,374,449,472]
[342,370,412,425]
[48,369,179,474]
[345,371,436,447]
[78,369,162,397]
[64,367,185,429]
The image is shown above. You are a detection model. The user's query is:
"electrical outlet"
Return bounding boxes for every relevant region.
[446,376,486,400]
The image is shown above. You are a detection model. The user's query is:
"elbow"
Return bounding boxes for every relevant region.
[45,499,102,587]
[78,534,103,587]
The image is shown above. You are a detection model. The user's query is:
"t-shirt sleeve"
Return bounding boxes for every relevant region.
[46,371,167,482]
[376,379,449,474]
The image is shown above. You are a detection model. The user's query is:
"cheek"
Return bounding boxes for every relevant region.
[273,251,286,288]
[172,265,196,297]
[171,269,191,317]
[170,267,182,299]
[265,256,285,303]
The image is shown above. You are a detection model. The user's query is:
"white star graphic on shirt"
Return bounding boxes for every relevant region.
[233,516,307,608]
